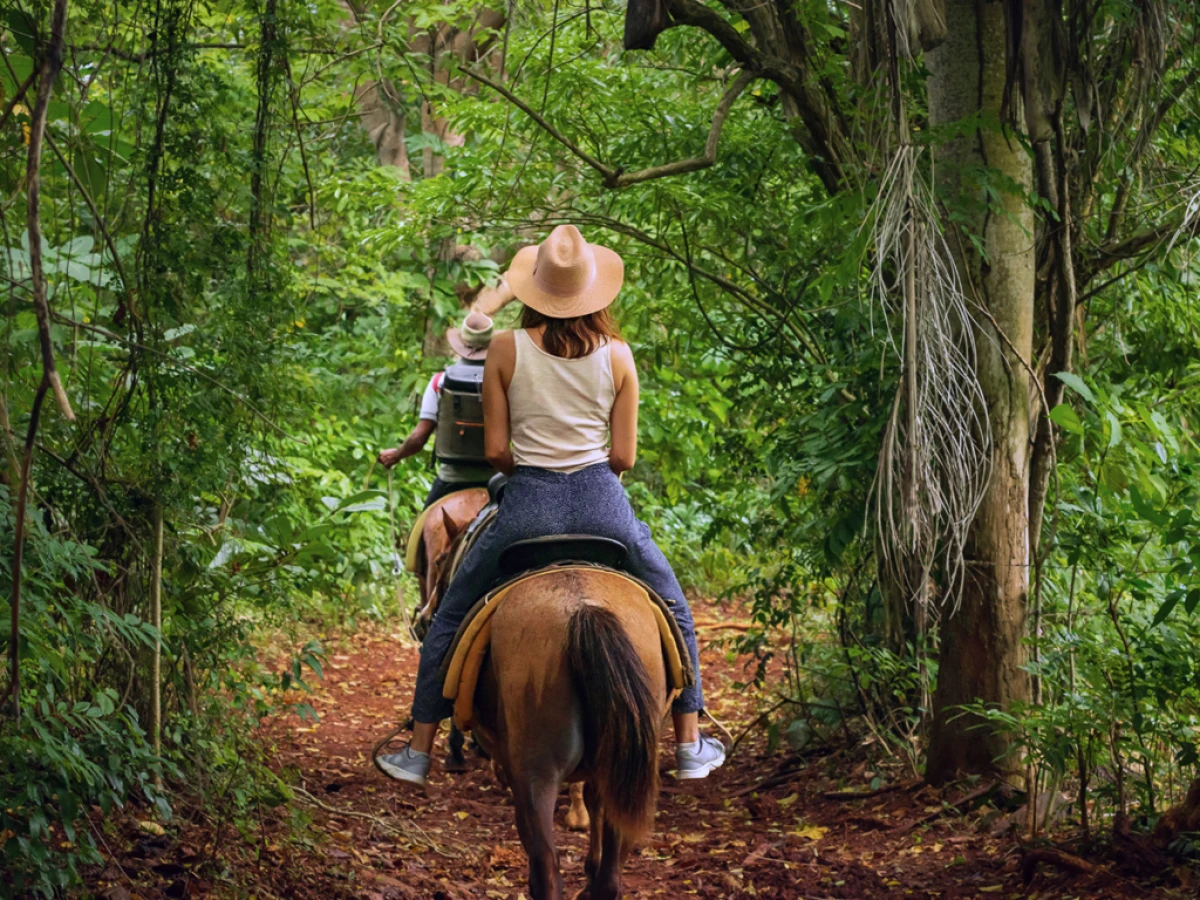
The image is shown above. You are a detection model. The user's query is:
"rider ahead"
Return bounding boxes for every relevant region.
[377,311,496,507]
[378,225,726,786]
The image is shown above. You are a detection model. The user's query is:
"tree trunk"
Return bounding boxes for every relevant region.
[924,0,1035,784]
[355,81,412,177]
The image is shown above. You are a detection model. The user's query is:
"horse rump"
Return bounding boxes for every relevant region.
[567,603,660,839]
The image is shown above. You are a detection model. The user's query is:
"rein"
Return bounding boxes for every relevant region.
[363,458,416,640]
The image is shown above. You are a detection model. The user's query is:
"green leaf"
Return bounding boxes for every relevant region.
[4,11,37,57]
[1152,589,1184,627]
[1053,372,1094,403]
[1184,588,1200,616]
[331,490,388,514]
[1105,410,1122,448]
[1048,403,1084,436]
[1129,486,1169,526]
[339,497,387,513]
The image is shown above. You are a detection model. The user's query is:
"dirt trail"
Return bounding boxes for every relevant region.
[87,611,1180,899]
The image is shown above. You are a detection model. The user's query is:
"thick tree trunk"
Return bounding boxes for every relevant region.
[355,81,412,177]
[924,0,1035,784]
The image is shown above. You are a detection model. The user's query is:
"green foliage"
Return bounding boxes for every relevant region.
[0,487,172,896]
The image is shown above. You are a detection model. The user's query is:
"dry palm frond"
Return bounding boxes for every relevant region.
[866,143,992,619]
[1166,181,1200,256]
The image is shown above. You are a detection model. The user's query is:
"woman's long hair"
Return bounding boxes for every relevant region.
[521,306,621,359]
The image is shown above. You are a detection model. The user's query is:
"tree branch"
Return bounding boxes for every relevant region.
[565,211,827,360]
[0,68,36,133]
[464,67,755,190]
[1104,69,1200,242]
[663,0,845,193]
[460,68,617,183]
[1083,213,1198,282]
[611,69,756,187]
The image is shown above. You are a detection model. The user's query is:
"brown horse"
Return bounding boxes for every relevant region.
[434,516,593,831]
[412,487,488,771]
[414,488,489,629]
[437,538,666,900]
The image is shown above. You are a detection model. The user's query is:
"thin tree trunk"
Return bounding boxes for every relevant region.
[151,502,164,785]
[6,0,73,722]
[6,381,47,721]
[1028,118,1076,554]
[25,0,75,426]
[925,0,1035,784]
[247,0,277,285]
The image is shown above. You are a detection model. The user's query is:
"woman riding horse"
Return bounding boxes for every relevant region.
[378,224,726,786]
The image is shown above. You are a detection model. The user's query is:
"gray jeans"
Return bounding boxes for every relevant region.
[411,463,703,722]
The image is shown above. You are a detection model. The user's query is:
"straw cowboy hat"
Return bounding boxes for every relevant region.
[506,224,624,318]
[446,310,494,360]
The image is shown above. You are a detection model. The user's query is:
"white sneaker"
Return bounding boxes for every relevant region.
[376,746,431,786]
[675,735,727,780]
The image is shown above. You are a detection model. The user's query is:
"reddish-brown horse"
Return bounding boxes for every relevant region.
[414,488,489,631]
[412,488,488,771]
[435,520,666,899]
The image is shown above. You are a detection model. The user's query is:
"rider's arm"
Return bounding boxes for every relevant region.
[484,331,516,476]
[378,378,438,468]
[609,340,639,474]
[389,419,435,464]
[473,274,515,317]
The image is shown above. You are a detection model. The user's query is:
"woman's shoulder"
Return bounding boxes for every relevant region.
[608,337,634,363]
[491,328,518,349]
[486,329,518,371]
[608,339,636,388]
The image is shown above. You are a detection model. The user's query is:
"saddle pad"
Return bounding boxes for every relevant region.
[442,566,689,730]
[404,489,485,574]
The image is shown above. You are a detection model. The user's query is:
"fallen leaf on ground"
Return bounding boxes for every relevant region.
[790,825,827,841]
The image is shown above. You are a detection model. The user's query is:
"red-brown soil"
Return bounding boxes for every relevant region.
[83,613,1194,899]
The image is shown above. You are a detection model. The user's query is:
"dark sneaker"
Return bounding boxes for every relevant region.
[376,746,431,786]
[675,734,727,780]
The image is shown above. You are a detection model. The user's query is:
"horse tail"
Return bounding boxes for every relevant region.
[567,603,660,839]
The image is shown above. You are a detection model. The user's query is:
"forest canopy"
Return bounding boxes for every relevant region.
[2,0,1200,894]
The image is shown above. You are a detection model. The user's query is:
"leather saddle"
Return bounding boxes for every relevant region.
[499,534,627,575]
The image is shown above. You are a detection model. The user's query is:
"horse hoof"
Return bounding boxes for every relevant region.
[443,757,468,774]
[565,809,590,831]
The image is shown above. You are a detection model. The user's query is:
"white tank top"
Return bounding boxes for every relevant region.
[508,329,615,472]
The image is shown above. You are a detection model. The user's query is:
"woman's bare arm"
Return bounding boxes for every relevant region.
[609,340,639,474]
[377,419,435,468]
[483,331,516,476]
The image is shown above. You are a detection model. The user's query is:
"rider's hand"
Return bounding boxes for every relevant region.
[378,447,403,468]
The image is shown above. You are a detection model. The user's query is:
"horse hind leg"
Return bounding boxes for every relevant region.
[575,782,624,900]
[512,776,564,900]
[444,724,467,772]
[574,781,605,900]
[565,782,590,831]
